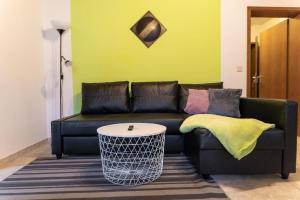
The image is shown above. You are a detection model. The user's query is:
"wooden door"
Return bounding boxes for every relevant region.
[250,38,259,97]
[288,19,300,136]
[259,20,288,99]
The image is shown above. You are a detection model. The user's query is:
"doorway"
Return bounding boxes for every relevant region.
[247,7,300,135]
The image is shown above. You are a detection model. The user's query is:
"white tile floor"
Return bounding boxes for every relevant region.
[1,139,300,200]
[213,138,300,200]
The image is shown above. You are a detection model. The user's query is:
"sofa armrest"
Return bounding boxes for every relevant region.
[240,98,298,172]
[51,114,80,155]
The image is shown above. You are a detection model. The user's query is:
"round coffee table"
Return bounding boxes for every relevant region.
[97,123,166,186]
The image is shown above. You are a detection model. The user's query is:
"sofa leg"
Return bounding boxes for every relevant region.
[202,174,211,180]
[56,153,62,159]
[281,172,289,179]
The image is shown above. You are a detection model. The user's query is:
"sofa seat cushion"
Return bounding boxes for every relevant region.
[192,128,284,150]
[61,113,185,136]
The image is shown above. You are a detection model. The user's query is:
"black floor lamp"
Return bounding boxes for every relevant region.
[57,29,65,119]
[52,21,71,119]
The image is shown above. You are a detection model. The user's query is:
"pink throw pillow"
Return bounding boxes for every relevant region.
[184,89,209,114]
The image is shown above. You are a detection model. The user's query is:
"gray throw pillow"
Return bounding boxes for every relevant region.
[208,89,242,118]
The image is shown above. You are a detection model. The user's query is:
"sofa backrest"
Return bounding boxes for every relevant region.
[80,81,223,114]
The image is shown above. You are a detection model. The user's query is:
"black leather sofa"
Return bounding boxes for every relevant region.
[51,81,298,179]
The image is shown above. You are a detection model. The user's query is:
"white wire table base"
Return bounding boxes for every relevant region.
[98,133,165,186]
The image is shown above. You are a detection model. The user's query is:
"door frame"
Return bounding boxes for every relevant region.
[246,7,300,97]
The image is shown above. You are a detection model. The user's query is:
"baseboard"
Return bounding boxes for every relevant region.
[0,138,49,166]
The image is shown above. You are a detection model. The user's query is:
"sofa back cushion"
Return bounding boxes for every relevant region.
[179,82,223,112]
[131,81,178,112]
[81,81,130,114]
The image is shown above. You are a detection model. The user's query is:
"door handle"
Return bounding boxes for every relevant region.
[252,75,262,83]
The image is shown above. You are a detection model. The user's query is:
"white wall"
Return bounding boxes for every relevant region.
[41,0,73,137]
[0,0,47,159]
[221,0,300,95]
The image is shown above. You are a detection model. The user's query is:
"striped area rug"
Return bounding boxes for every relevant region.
[0,154,228,200]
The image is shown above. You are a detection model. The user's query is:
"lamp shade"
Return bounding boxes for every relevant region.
[51,20,70,31]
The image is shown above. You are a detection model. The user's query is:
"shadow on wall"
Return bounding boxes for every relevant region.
[41,28,60,100]
[42,28,58,42]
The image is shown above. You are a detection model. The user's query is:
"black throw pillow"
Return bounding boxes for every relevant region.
[81,81,130,114]
[208,88,242,118]
[131,81,178,113]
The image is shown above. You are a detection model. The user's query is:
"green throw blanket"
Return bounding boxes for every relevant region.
[180,114,275,160]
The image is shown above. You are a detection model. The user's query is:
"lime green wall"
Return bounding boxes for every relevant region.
[71,0,220,112]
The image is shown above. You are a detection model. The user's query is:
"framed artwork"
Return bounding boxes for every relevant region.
[131,11,167,48]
